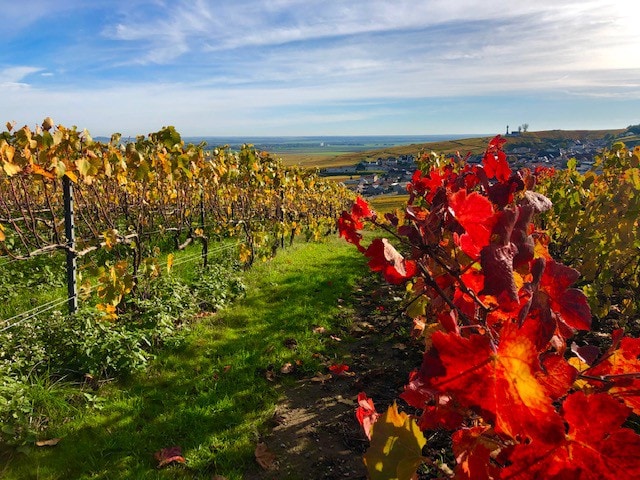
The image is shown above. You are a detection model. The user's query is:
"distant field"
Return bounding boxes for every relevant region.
[324,174,362,183]
[369,194,410,214]
[277,152,351,167]
[275,128,629,169]
[277,137,493,168]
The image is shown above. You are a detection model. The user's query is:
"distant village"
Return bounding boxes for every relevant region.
[320,129,612,197]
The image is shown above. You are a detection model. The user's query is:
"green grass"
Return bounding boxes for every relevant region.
[1,236,368,479]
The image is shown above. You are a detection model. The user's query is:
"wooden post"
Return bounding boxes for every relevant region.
[63,176,78,314]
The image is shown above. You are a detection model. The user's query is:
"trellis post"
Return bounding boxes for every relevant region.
[62,176,78,314]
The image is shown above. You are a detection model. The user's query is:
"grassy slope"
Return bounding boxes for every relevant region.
[278,128,626,169]
[1,237,368,480]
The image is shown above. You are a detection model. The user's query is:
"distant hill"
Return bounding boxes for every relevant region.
[282,128,632,169]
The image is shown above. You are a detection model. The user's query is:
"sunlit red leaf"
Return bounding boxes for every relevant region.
[352,196,373,219]
[452,426,501,480]
[585,335,640,414]
[449,190,495,258]
[429,323,565,441]
[329,363,350,375]
[539,259,591,331]
[503,392,640,479]
[535,353,577,400]
[365,238,417,284]
[482,135,511,183]
[356,392,380,440]
[417,394,465,431]
[338,211,365,252]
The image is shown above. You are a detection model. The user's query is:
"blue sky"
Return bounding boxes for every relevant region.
[1,0,639,136]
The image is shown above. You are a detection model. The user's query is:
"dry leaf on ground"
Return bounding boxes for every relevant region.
[154,446,186,468]
[255,442,277,470]
[35,438,61,447]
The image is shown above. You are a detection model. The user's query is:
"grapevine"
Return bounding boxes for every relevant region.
[340,135,640,479]
[1,119,354,315]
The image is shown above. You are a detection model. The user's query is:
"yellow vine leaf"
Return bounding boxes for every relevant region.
[0,224,5,242]
[166,253,174,274]
[3,161,21,176]
[363,402,427,480]
[96,303,118,321]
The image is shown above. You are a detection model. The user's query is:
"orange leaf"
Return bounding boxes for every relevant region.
[504,392,640,479]
[429,323,565,441]
[452,427,501,480]
[585,335,640,414]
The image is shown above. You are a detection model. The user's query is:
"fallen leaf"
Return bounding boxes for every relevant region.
[35,438,61,447]
[255,442,277,470]
[355,392,379,440]
[313,326,326,334]
[284,338,298,350]
[154,446,186,468]
[265,365,276,382]
[311,372,332,383]
[280,362,294,374]
[223,365,232,373]
[329,364,350,375]
[330,335,342,342]
[211,476,228,480]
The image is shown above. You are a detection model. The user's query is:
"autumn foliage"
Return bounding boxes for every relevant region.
[341,136,640,479]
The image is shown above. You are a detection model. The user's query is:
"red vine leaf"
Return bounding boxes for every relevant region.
[535,353,577,400]
[154,446,186,468]
[504,392,640,479]
[355,392,379,440]
[365,238,417,284]
[482,135,511,183]
[452,426,501,480]
[338,212,365,252]
[539,259,591,331]
[449,190,495,258]
[329,363,350,375]
[429,323,565,441]
[352,196,373,219]
[585,335,640,414]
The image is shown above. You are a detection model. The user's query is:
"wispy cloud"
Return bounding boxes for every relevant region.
[0,66,43,88]
[1,1,639,135]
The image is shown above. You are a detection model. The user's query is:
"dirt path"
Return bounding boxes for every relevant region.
[244,275,423,480]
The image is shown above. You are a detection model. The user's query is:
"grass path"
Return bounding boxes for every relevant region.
[2,237,368,480]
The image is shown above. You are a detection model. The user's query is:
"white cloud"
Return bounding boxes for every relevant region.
[0,66,43,88]
[2,1,639,134]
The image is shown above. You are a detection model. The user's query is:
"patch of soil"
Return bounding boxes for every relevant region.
[244,274,425,480]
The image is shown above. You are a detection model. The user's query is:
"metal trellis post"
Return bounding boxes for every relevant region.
[63,176,78,314]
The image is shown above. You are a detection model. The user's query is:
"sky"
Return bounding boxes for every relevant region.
[1,0,639,137]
